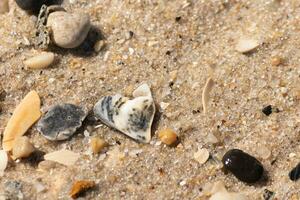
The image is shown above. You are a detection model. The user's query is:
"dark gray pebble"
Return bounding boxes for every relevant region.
[289,162,300,181]
[222,149,264,183]
[37,104,87,141]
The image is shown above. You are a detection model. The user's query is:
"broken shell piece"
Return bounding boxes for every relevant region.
[202,78,214,114]
[69,180,95,199]
[37,104,87,141]
[24,52,55,69]
[12,136,35,159]
[0,150,8,176]
[209,181,248,200]
[235,38,259,53]
[44,149,80,166]
[2,91,41,151]
[193,148,210,164]
[93,84,155,143]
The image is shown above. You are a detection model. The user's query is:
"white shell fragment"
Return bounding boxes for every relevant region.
[44,149,80,166]
[0,150,8,176]
[94,84,155,143]
[235,38,259,53]
[193,148,210,164]
[37,104,87,141]
[202,78,214,114]
[24,52,55,69]
[209,181,248,200]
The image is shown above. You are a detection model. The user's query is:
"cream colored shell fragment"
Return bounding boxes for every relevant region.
[235,38,259,53]
[44,149,80,166]
[209,181,248,200]
[24,52,55,69]
[0,150,8,176]
[193,148,210,164]
[2,91,41,151]
[202,78,214,114]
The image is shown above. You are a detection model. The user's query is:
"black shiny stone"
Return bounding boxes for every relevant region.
[289,162,300,181]
[15,0,61,12]
[222,149,264,183]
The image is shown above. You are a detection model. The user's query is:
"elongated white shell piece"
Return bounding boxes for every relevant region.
[94,84,155,143]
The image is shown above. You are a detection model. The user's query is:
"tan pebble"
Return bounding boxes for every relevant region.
[256,145,271,160]
[158,128,178,145]
[69,180,95,199]
[38,160,57,171]
[271,56,282,66]
[44,150,80,166]
[12,136,35,159]
[94,40,105,52]
[90,137,108,154]
[2,91,41,151]
[235,38,259,53]
[0,0,9,14]
[24,52,55,69]
[47,11,91,48]
[193,148,210,164]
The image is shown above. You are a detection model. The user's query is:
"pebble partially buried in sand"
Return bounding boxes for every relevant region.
[93,84,156,143]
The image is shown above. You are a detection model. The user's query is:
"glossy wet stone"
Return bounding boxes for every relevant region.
[37,104,87,141]
[15,0,49,12]
[289,162,300,181]
[262,105,272,116]
[222,149,264,183]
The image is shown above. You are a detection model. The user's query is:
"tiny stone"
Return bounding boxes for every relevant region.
[235,38,259,53]
[12,136,35,159]
[262,105,273,116]
[94,40,106,52]
[158,128,178,146]
[38,160,57,171]
[0,0,9,14]
[24,52,55,69]
[37,104,87,141]
[289,162,300,181]
[262,189,275,200]
[222,149,264,183]
[90,137,108,154]
[69,180,96,199]
[125,31,134,40]
[271,56,282,66]
[193,148,210,164]
[256,145,271,160]
[289,153,296,158]
[47,11,91,48]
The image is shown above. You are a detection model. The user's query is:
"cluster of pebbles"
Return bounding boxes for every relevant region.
[0,0,299,199]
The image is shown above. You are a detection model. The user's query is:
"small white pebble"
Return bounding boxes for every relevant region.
[193,148,210,164]
[179,180,186,186]
[289,153,296,158]
[235,38,259,53]
[128,48,134,55]
[159,102,170,110]
[24,52,55,69]
[48,78,55,83]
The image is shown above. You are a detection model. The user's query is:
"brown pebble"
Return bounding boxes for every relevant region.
[158,128,178,145]
[90,137,108,154]
[12,136,35,159]
[271,56,282,66]
[69,180,95,199]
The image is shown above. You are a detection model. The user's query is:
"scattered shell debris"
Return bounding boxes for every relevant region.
[37,103,87,141]
[209,181,248,200]
[235,38,260,53]
[94,84,155,143]
[24,52,55,69]
[90,137,108,154]
[193,148,210,164]
[12,136,35,159]
[202,77,214,114]
[44,149,80,166]
[0,150,8,176]
[158,128,178,146]
[69,180,96,199]
[2,91,41,151]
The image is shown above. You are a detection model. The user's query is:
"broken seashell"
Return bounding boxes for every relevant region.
[209,181,248,200]
[235,38,259,53]
[44,149,80,166]
[2,91,41,151]
[24,52,55,69]
[93,84,155,143]
[193,148,210,164]
[69,180,95,199]
[37,104,87,141]
[0,150,8,176]
[202,78,214,114]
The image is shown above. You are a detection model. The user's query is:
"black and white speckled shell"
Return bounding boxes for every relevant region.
[93,84,155,143]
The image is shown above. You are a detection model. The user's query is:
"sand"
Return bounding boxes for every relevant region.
[0,0,299,199]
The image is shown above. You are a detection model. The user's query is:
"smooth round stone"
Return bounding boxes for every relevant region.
[15,0,48,12]
[222,149,264,183]
[37,104,87,141]
[289,162,300,181]
[47,11,91,48]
